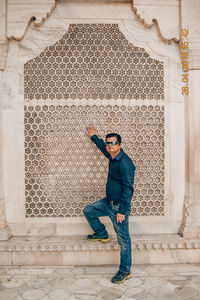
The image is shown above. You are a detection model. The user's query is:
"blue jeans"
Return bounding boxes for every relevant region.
[83,197,132,273]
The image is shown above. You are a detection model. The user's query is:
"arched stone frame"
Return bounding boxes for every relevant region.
[3,16,183,236]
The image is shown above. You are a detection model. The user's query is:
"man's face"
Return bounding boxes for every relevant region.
[105,137,121,156]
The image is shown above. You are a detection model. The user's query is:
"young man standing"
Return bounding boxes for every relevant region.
[84,124,135,284]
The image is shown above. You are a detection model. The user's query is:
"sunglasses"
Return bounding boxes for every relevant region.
[105,141,119,146]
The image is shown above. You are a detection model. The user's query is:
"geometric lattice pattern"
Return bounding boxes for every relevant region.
[24,23,165,218]
[24,24,164,101]
[24,104,164,217]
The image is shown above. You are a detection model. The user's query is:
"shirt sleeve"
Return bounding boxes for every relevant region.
[118,159,135,215]
[90,135,111,159]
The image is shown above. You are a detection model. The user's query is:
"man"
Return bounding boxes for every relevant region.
[84,124,135,284]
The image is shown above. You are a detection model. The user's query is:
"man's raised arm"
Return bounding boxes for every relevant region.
[86,124,110,159]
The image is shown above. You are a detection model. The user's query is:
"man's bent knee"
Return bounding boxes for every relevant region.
[83,204,92,216]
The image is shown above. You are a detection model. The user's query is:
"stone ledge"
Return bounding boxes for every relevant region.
[1,234,200,266]
[0,234,200,252]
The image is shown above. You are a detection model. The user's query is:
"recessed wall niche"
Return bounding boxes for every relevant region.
[24,24,165,218]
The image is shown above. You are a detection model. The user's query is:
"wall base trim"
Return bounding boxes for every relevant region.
[0,234,200,265]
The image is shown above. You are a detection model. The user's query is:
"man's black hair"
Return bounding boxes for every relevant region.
[106,133,121,144]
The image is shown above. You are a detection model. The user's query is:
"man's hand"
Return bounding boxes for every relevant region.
[117,213,125,223]
[86,124,96,138]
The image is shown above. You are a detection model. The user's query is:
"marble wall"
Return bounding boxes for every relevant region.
[23,23,165,219]
[179,0,200,238]
[1,0,188,238]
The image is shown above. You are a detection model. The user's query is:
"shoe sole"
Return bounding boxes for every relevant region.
[87,237,110,243]
[112,273,132,284]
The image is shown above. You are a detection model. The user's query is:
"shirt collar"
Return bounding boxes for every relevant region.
[109,149,124,161]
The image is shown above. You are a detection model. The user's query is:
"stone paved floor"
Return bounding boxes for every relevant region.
[0,264,200,300]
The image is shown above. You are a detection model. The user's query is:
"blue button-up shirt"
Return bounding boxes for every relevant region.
[91,135,135,215]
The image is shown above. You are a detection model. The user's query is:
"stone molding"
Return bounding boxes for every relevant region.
[189,49,200,70]
[0,227,12,241]
[0,236,200,252]
[132,0,179,45]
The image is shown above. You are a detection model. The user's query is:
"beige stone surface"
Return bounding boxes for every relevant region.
[132,1,179,38]
[0,252,12,265]
[180,70,200,237]
[0,0,6,41]
[8,0,54,3]
[9,223,57,236]
[0,234,200,266]
[62,251,120,266]
[1,0,199,266]
[7,1,54,37]
[12,251,63,266]
[0,264,200,300]
[0,1,12,240]
[4,13,183,236]
[180,0,200,67]
[181,0,200,45]
[6,0,180,43]
[189,49,200,70]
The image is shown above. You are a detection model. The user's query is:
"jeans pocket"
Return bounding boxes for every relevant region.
[112,203,120,213]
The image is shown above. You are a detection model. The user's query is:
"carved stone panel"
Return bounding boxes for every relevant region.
[24,24,164,101]
[24,24,165,218]
[24,104,164,217]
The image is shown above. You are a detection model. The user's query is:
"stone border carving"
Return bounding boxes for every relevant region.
[1,0,180,72]
[7,2,57,42]
[6,1,180,46]
[0,238,199,252]
[132,0,179,45]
